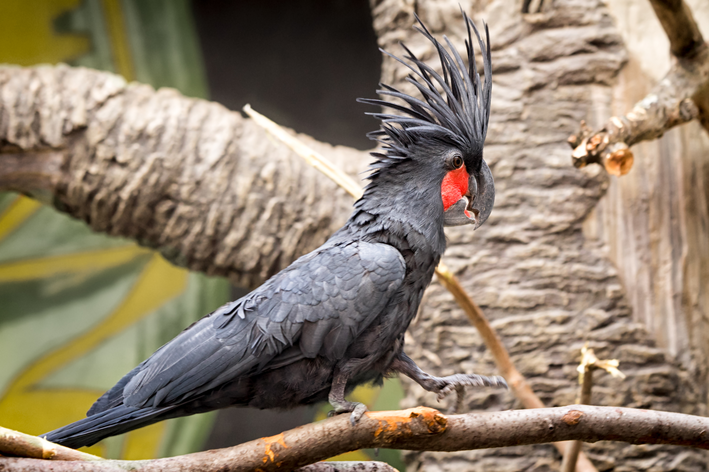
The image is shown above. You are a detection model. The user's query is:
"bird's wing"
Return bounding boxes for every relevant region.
[91,241,405,412]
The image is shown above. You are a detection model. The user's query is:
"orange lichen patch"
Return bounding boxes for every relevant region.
[366,407,447,439]
[604,148,634,176]
[562,410,585,426]
[366,406,440,421]
[260,432,288,463]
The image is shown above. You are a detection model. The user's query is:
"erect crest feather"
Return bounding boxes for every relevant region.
[358,11,492,169]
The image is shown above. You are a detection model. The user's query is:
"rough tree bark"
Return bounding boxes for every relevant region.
[0,64,362,289]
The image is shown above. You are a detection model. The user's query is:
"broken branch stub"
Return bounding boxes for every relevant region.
[569,0,709,176]
[569,46,707,175]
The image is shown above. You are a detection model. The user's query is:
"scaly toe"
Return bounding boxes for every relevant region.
[437,384,455,401]
[349,403,368,426]
[492,375,509,389]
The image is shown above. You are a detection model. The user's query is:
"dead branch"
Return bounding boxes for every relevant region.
[569,0,709,173]
[3,406,709,472]
[560,369,593,472]
[0,65,365,289]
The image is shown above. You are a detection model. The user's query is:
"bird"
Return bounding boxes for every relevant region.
[44,13,503,449]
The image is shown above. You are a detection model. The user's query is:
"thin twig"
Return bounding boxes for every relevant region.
[297,462,398,472]
[560,367,593,472]
[243,105,364,199]
[244,104,599,472]
[3,406,709,471]
[560,346,626,472]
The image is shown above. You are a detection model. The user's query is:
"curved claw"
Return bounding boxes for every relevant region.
[328,401,369,426]
[447,384,466,414]
[349,403,368,426]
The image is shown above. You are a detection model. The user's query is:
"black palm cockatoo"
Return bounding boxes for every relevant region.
[45,14,502,449]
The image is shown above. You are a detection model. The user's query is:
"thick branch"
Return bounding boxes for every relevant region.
[0,65,364,288]
[3,406,709,472]
[648,0,704,59]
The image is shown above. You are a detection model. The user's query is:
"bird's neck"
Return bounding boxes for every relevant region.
[342,181,447,275]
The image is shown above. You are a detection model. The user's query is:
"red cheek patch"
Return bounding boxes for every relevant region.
[441,167,470,211]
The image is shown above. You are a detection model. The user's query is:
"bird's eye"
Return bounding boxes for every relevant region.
[451,155,464,169]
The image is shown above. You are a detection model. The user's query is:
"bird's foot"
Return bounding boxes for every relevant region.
[328,400,368,426]
[427,373,507,414]
[392,353,507,414]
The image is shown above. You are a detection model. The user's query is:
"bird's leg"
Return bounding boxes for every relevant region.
[390,352,507,414]
[328,368,368,426]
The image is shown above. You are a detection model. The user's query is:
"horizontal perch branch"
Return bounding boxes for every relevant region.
[0,426,102,462]
[3,405,709,472]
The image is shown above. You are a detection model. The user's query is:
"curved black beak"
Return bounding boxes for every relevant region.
[443,160,495,229]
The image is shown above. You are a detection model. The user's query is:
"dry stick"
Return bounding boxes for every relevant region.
[243,104,364,200]
[4,406,709,472]
[560,347,626,472]
[0,426,103,462]
[0,427,394,472]
[298,462,397,472]
[560,366,594,472]
[244,105,599,472]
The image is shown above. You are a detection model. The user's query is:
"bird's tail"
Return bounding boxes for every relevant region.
[43,404,174,449]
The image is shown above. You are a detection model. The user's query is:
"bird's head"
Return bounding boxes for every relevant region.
[358,13,494,230]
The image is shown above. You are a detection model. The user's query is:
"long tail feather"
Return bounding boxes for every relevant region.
[43,404,174,449]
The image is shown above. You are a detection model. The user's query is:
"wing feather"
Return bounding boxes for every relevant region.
[95,241,405,412]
